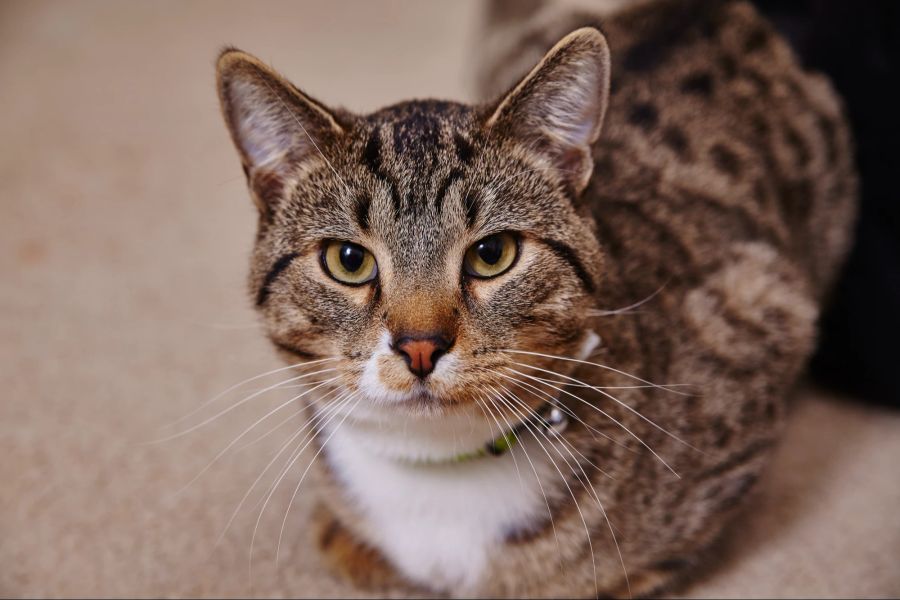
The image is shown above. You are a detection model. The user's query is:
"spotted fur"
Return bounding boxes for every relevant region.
[216,0,856,596]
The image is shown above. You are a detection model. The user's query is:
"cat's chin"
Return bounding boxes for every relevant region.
[356,386,472,420]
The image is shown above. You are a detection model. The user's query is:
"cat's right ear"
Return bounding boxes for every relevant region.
[216,48,343,211]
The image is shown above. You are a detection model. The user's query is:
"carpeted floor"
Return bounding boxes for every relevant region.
[1,1,898,597]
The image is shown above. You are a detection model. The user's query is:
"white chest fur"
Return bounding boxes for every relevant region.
[323,423,559,594]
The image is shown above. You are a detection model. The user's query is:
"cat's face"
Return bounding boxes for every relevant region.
[217,30,611,423]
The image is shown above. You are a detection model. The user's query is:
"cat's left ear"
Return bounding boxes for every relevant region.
[485,27,611,194]
[216,48,344,211]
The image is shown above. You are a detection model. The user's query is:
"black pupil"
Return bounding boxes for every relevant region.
[476,236,505,265]
[339,244,365,272]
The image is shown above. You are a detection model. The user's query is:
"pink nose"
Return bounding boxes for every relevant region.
[394,336,452,378]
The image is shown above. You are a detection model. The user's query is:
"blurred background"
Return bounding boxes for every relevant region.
[755,1,900,406]
[1,1,897,597]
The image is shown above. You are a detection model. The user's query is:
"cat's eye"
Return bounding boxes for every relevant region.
[463,232,519,279]
[321,240,378,285]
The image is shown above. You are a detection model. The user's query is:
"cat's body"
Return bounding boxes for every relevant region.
[216,0,855,597]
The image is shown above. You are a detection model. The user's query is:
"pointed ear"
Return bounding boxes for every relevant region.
[216,48,343,209]
[485,28,611,194]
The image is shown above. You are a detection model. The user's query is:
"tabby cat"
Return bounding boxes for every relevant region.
[215,0,856,596]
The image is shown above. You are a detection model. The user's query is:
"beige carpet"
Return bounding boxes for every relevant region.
[1,1,898,597]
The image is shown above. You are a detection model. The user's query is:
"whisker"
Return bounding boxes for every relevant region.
[496,388,630,598]
[147,367,339,444]
[162,357,341,429]
[586,280,669,317]
[170,377,341,498]
[490,389,601,598]
[527,375,693,392]
[505,368,681,478]
[510,362,703,455]
[259,79,355,199]
[214,390,355,548]
[477,387,526,495]
[501,349,693,396]
[245,390,353,517]
[235,381,335,451]
[498,373,635,455]
[248,390,360,585]
[495,383,616,480]
[477,390,567,576]
[274,392,365,565]
[236,406,306,451]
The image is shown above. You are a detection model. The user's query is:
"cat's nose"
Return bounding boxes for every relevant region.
[393,335,453,378]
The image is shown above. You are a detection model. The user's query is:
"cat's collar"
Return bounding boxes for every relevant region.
[405,400,569,465]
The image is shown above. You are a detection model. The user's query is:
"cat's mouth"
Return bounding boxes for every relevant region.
[398,385,463,409]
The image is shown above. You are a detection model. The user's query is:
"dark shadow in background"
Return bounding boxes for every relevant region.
[753,0,900,406]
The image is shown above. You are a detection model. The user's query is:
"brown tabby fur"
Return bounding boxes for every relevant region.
[215,0,856,596]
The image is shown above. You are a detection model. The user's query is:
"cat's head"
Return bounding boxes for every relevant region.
[216,28,611,448]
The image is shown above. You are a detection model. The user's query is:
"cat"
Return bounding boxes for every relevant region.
[214,0,856,596]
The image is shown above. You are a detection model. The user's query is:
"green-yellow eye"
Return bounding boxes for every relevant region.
[322,240,378,285]
[464,232,518,279]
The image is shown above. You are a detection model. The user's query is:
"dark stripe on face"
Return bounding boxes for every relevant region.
[454,133,475,165]
[464,190,481,229]
[362,127,382,173]
[435,168,463,212]
[355,193,370,230]
[362,128,403,218]
[539,238,595,293]
[256,252,299,306]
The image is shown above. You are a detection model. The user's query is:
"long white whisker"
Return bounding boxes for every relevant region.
[497,389,630,598]
[148,367,339,444]
[504,368,681,478]
[248,389,359,585]
[478,387,526,494]
[237,382,334,452]
[499,373,635,455]
[501,349,693,396]
[528,375,693,392]
[511,362,703,454]
[478,389,567,576]
[491,390,601,598]
[586,280,669,317]
[214,390,355,548]
[274,393,365,564]
[171,377,341,498]
[237,403,307,451]
[163,357,340,429]
[496,384,615,480]
[246,390,354,516]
